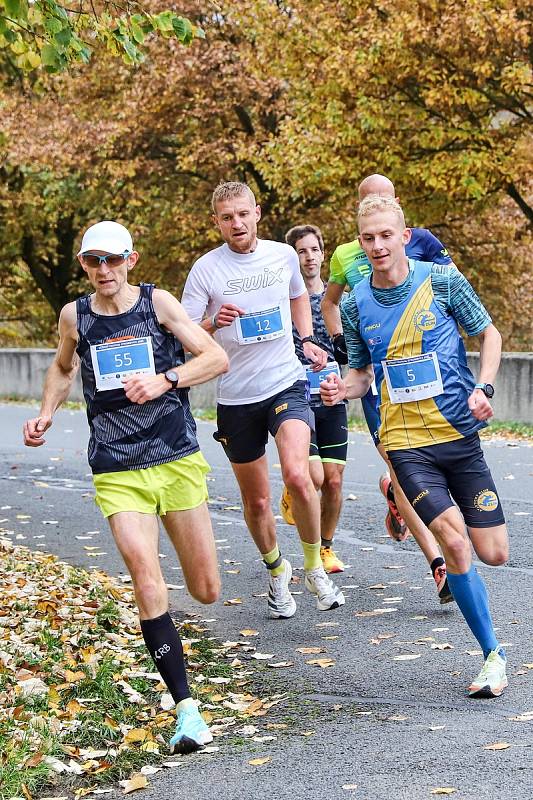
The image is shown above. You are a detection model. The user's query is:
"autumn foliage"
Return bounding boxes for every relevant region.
[1,0,531,348]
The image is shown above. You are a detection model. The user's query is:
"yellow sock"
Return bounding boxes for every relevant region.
[262,545,284,577]
[301,540,322,571]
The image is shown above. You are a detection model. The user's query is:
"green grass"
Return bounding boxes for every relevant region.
[481,420,533,439]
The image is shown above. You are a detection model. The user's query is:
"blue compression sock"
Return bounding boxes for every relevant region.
[446,565,503,660]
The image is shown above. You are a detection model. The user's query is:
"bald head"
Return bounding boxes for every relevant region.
[358,174,396,201]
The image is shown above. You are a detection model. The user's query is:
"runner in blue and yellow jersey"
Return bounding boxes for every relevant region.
[321,196,509,699]
[280,224,348,574]
[23,220,229,752]
[322,173,453,604]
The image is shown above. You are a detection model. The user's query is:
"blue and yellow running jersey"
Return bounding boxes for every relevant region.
[353,261,486,451]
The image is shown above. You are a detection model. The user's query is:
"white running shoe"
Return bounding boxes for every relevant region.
[304,566,345,611]
[468,649,508,698]
[268,559,297,619]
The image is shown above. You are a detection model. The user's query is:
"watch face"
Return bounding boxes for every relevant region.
[166,370,178,383]
[484,383,494,398]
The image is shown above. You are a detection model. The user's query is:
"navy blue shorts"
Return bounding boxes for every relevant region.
[361,387,380,446]
[215,380,314,464]
[310,403,348,463]
[387,434,505,529]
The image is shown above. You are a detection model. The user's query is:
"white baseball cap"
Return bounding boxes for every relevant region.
[77,221,133,256]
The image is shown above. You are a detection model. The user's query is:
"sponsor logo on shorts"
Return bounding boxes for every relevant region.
[413,309,436,332]
[154,643,171,660]
[368,336,382,347]
[412,488,429,506]
[474,489,499,512]
[275,402,288,414]
[364,322,381,332]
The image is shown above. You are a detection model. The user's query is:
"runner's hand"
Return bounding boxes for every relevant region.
[303,341,328,370]
[213,303,245,328]
[468,388,494,422]
[320,372,346,405]
[332,333,348,365]
[23,415,52,447]
[122,374,168,404]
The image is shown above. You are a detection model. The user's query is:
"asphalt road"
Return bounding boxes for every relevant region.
[2,403,533,800]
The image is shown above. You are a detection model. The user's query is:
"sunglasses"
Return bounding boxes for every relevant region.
[81,251,131,268]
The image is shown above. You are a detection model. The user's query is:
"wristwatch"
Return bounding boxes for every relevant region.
[164,369,179,390]
[474,382,494,398]
[301,335,320,347]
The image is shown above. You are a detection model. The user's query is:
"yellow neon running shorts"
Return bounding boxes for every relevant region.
[93,451,210,518]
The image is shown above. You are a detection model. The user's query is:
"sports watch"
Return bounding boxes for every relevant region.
[164,369,179,390]
[301,335,320,347]
[474,382,495,398]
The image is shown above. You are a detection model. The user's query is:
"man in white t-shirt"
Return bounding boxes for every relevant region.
[182,182,345,618]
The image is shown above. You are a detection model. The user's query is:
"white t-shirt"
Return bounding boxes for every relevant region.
[182,239,307,405]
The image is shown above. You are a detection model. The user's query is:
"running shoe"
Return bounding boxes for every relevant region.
[320,546,345,574]
[432,563,454,605]
[279,486,295,526]
[379,473,409,542]
[268,558,297,619]
[169,704,213,754]
[304,566,345,611]
[468,649,508,698]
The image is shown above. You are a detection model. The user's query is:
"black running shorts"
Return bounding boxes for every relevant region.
[387,434,505,529]
[309,403,348,464]
[214,380,314,464]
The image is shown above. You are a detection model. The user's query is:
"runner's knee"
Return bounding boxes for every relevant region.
[322,471,343,496]
[189,574,221,605]
[283,467,313,499]
[242,493,271,518]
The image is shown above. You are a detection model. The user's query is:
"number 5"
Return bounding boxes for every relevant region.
[406,369,415,382]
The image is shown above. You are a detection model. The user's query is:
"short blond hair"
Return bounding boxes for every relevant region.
[211,181,256,213]
[357,195,406,230]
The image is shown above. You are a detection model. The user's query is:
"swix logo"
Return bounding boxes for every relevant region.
[154,643,171,660]
[223,267,284,295]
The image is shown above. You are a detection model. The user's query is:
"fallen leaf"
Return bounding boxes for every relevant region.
[296,646,325,654]
[223,598,243,606]
[431,643,454,651]
[239,629,259,637]
[393,654,421,661]
[122,773,149,793]
[306,658,336,668]
[248,756,271,766]
[251,652,275,660]
[267,661,294,668]
[508,711,533,722]
[430,790,456,796]
[483,742,511,751]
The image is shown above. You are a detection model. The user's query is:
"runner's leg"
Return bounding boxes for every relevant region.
[162,502,220,604]
[108,511,191,704]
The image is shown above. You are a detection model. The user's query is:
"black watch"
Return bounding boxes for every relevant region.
[164,369,179,390]
[301,335,320,347]
[475,382,494,398]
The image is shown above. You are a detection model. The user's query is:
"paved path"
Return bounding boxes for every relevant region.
[2,404,533,799]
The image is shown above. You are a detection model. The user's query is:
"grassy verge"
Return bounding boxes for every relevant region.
[0,537,276,798]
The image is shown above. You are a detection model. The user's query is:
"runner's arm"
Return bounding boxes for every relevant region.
[290,291,328,369]
[468,323,502,422]
[23,303,79,446]
[122,290,229,404]
[320,366,374,405]
[321,281,346,338]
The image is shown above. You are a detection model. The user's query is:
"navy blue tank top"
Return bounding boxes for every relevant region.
[76,284,199,474]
